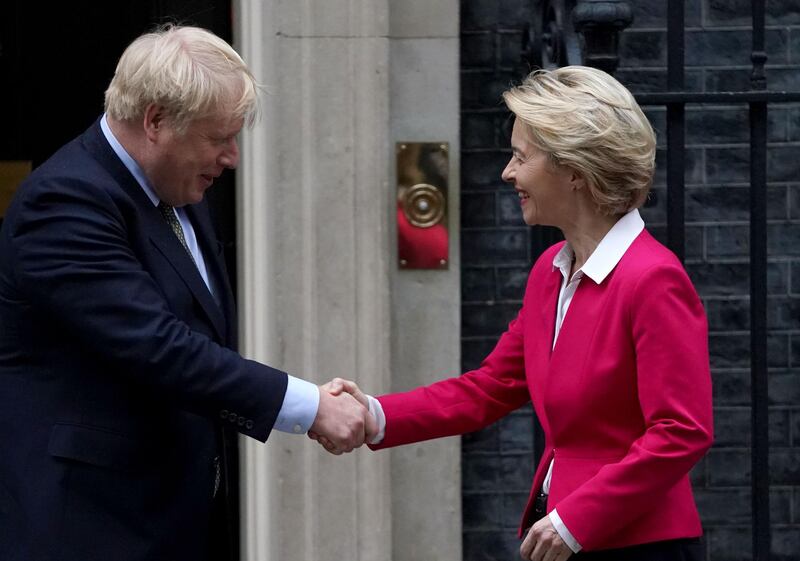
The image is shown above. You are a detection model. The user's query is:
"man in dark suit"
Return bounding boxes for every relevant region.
[0,25,373,561]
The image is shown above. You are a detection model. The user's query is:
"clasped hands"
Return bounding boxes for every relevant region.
[308,378,373,454]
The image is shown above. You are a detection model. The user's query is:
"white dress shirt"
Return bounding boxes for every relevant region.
[100,114,319,435]
[366,208,645,553]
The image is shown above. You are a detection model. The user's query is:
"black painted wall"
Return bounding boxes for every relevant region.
[459,1,800,560]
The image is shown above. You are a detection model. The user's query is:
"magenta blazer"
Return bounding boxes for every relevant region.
[372,229,713,551]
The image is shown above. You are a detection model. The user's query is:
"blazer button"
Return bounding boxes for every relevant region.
[245,420,254,430]
[238,416,246,426]
[220,410,229,419]
[229,412,238,423]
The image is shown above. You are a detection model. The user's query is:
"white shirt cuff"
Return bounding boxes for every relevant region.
[549,509,582,553]
[366,394,386,444]
[272,375,320,434]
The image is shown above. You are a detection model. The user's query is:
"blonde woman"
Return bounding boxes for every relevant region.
[316,66,713,561]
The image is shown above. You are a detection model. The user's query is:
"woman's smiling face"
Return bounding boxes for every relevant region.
[501,118,575,228]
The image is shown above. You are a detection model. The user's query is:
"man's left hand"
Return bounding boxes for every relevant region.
[520,515,573,561]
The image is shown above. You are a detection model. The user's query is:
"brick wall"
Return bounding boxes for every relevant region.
[461,1,535,559]
[459,1,800,560]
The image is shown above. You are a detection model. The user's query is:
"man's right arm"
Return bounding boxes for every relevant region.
[8,175,372,449]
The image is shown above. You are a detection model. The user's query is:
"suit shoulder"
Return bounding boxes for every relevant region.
[4,150,132,245]
[30,133,113,185]
[15,135,129,213]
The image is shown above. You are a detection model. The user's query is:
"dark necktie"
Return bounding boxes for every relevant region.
[158,202,197,265]
[158,202,218,495]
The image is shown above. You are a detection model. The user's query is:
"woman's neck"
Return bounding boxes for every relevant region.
[561,210,621,273]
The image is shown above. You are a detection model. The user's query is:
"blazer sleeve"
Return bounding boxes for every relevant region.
[371,304,531,449]
[6,176,287,442]
[554,262,714,549]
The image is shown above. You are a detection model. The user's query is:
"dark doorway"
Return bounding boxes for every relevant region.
[0,1,239,556]
[0,0,237,291]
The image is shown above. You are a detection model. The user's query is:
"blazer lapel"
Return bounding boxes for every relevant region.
[539,266,563,354]
[549,277,609,373]
[528,265,562,434]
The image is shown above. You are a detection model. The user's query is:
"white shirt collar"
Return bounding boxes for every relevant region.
[100,113,160,207]
[552,208,645,284]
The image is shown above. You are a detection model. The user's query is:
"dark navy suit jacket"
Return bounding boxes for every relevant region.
[0,120,288,560]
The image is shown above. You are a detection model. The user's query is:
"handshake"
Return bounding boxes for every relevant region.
[307,378,378,455]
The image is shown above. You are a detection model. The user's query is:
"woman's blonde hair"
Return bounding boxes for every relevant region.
[503,66,656,215]
[105,24,259,133]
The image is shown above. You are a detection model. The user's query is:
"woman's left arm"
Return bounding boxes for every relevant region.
[554,262,714,550]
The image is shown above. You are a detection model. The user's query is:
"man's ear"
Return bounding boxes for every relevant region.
[143,104,167,142]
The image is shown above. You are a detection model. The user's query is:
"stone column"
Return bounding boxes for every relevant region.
[235,1,460,560]
[236,1,392,559]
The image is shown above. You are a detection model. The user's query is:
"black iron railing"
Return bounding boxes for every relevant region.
[523,1,800,559]
[634,2,800,558]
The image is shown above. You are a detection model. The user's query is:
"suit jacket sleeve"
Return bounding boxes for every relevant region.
[554,263,714,549]
[7,175,287,442]
[371,305,531,449]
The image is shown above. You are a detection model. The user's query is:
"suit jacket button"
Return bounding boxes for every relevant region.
[229,412,238,422]
[238,416,246,426]
[245,420,254,430]
[220,409,229,419]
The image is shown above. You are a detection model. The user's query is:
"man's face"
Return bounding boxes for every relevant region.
[148,112,243,207]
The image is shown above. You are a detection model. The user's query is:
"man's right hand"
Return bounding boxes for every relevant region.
[323,378,368,408]
[309,386,376,454]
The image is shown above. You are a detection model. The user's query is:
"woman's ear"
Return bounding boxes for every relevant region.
[568,169,587,192]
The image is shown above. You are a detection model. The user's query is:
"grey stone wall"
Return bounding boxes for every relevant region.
[459,1,800,560]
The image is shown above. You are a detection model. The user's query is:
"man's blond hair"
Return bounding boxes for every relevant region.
[105,24,259,133]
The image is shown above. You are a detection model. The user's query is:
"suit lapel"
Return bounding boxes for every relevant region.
[83,119,230,344]
[185,202,236,346]
[147,206,227,343]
